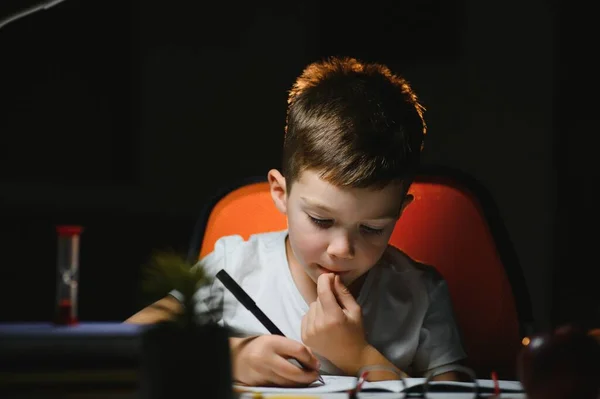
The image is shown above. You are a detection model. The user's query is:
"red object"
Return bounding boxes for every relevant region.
[517,325,600,399]
[55,299,78,325]
[56,225,83,236]
[491,371,500,396]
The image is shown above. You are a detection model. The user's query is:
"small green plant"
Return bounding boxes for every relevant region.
[141,251,214,328]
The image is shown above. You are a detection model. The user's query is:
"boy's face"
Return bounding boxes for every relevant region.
[269,168,410,288]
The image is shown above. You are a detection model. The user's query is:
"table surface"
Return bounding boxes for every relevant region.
[0,323,529,398]
[239,394,527,398]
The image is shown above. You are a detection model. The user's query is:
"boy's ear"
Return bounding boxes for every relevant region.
[268,169,288,215]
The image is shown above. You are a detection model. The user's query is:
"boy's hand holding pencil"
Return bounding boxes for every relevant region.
[230,335,321,387]
[216,270,323,387]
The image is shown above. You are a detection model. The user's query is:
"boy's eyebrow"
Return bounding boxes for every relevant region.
[300,196,334,212]
[300,196,399,220]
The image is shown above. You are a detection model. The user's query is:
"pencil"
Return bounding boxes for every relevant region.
[216,269,325,385]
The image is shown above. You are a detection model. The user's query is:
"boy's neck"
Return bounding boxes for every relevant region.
[285,236,318,304]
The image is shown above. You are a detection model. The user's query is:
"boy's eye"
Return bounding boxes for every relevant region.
[307,215,332,228]
[307,214,384,235]
[361,225,384,235]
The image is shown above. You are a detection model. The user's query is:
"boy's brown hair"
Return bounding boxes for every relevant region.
[282,56,426,191]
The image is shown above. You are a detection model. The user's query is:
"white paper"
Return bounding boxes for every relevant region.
[362,378,523,393]
[234,375,357,394]
[234,375,524,394]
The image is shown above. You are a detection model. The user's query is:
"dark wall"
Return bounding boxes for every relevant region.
[1,0,590,331]
[552,0,600,328]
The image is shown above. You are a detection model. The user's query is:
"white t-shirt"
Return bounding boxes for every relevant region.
[175,230,466,376]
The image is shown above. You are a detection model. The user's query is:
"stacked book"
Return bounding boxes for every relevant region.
[0,322,144,398]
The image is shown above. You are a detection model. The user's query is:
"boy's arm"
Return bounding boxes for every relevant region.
[355,344,408,380]
[229,336,252,382]
[411,276,467,379]
[350,340,461,381]
[124,295,183,324]
[429,370,463,381]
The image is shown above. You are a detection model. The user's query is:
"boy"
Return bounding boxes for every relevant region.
[126,56,467,386]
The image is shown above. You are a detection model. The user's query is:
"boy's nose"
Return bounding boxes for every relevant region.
[327,233,355,259]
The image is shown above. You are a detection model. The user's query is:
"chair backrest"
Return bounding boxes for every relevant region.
[388,171,533,378]
[188,170,534,379]
[190,177,286,260]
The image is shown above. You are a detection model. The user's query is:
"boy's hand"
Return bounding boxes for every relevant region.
[301,273,368,373]
[230,335,321,387]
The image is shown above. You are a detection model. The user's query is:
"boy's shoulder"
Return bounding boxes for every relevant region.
[376,245,446,292]
[212,230,287,254]
[205,230,288,278]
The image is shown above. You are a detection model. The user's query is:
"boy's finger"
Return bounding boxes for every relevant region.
[316,273,343,316]
[274,357,320,386]
[291,346,320,371]
[301,302,316,342]
[305,301,317,331]
[300,311,308,340]
[333,274,360,313]
[315,297,324,321]
[275,337,320,371]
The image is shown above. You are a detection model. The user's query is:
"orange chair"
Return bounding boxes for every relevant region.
[187,169,534,379]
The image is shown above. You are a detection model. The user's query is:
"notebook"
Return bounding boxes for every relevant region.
[234,375,525,395]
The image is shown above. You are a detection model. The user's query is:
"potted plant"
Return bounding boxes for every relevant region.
[137,251,233,399]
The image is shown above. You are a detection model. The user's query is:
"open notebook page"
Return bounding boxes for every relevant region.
[234,375,356,394]
[234,375,524,394]
[363,378,524,393]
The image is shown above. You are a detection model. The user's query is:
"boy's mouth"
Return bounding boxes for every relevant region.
[316,264,349,275]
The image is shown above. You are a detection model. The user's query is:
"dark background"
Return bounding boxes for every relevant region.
[0,0,597,331]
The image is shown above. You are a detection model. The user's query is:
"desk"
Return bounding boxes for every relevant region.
[0,393,528,399]
[1,323,529,399]
[239,394,527,398]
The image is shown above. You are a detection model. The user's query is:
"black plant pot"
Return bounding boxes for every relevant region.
[140,321,233,399]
